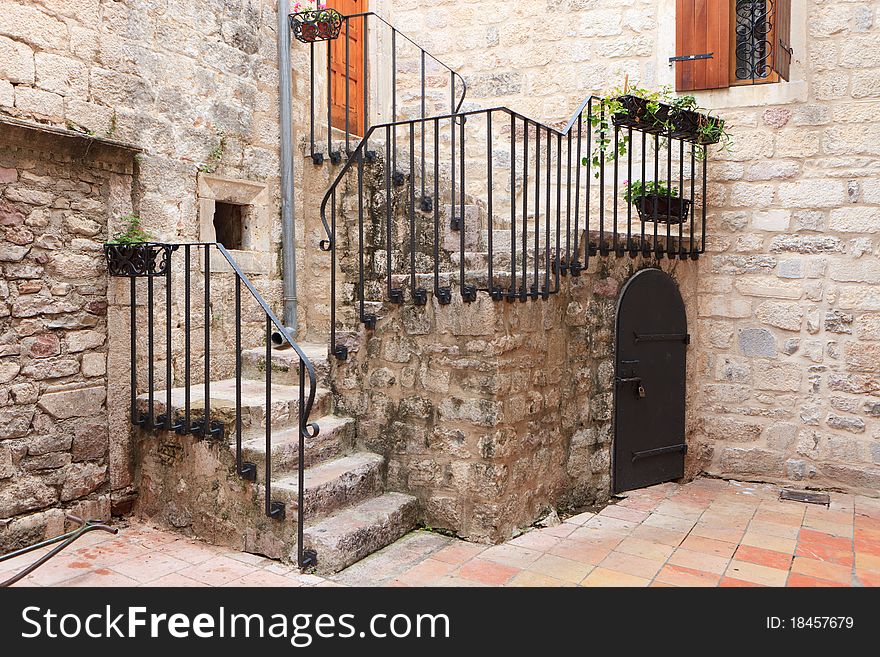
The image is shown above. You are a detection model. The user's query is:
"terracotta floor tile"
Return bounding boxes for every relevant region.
[654,564,720,587]
[599,505,650,523]
[184,556,260,586]
[618,497,662,512]
[615,537,676,562]
[431,541,486,565]
[457,559,519,586]
[688,524,745,544]
[629,525,688,547]
[726,560,789,587]
[563,511,596,526]
[802,518,854,538]
[652,501,705,521]
[599,551,665,579]
[538,523,578,538]
[580,567,650,587]
[508,531,561,552]
[476,544,542,570]
[746,520,800,540]
[158,539,222,564]
[787,573,847,588]
[719,576,765,587]
[113,551,190,584]
[796,529,854,567]
[740,531,797,554]
[140,572,208,587]
[547,539,614,566]
[854,552,880,573]
[388,559,457,586]
[679,535,737,559]
[526,554,594,583]
[567,526,625,548]
[855,530,880,556]
[668,548,730,575]
[790,557,852,585]
[582,515,639,534]
[855,570,880,587]
[733,545,792,571]
[507,571,570,587]
[59,568,140,587]
[641,513,697,533]
[804,507,853,526]
[221,570,304,587]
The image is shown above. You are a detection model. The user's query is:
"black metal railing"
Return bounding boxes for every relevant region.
[300,11,467,169]
[109,242,319,568]
[317,98,710,360]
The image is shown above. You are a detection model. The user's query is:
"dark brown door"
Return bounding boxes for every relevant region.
[614,269,688,493]
[327,0,366,135]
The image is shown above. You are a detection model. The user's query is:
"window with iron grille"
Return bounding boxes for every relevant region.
[674,0,792,92]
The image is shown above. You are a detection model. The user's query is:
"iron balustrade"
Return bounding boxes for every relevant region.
[119,243,319,569]
[300,11,467,169]
[318,100,710,361]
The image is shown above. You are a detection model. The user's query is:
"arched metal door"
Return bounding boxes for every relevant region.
[614,269,688,494]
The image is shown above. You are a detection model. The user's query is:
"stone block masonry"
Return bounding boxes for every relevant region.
[0,119,137,551]
[334,257,698,542]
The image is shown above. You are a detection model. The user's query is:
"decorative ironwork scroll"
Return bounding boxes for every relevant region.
[104,243,176,277]
[290,8,344,44]
[735,0,775,80]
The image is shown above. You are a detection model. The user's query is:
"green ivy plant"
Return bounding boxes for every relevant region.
[107,214,152,245]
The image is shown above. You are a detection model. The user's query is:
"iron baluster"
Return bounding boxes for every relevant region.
[433,119,444,302]
[679,138,686,259]
[487,112,496,299]
[509,113,517,301]
[330,194,339,357]
[641,131,648,256]
[385,126,400,304]
[184,245,191,433]
[265,315,272,516]
[701,146,708,254]
[690,143,696,258]
[297,361,306,567]
[627,126,633,255]
[410,122,425,305]
[666,131,673,258]
[147,274,154,428]
[565,130,572,274]
[420,50,427,208]
[392,29,397,180]
[204,245,211,437]
[555,132,562,292]
[572,113,582,272]
[164,250,172,430]
[533,125,540,299]
[357,151,368,325]
[459,116,474,301]
[584,99,592,266]
[235,277,242,475]
[521,118,529,301]
[545,126,551,298]
[653,134,660,257]
[310,42,316,161]
[612,124,619,255]
[129,277,137,425]
[599,107,606,256]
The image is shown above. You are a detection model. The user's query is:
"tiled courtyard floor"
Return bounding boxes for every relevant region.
[4,478,880,587]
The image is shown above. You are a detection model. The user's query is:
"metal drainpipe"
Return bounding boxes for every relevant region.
[277,0,297,345]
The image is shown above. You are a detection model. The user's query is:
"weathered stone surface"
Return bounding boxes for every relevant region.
[60,462,107,501]
[0,406,35,440]
[738,328,775,357]
[37,386,105,419]
[719,447,785,476]
[71,424,107,462]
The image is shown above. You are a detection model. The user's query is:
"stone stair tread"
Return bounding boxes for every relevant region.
[303,492,420,574]
[240,341,329,366]
[241,414,352,446]
[273,452,383,494]
[138,379,330,407]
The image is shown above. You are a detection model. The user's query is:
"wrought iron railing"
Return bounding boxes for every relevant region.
[299,11,467,170]
[317,98,710,360]
[107,242,319,568]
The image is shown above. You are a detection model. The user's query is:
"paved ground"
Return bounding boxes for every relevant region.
[4,478,879,587]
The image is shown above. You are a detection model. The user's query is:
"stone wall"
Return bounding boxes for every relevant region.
[0,120,136,550]
[335,258,698,542]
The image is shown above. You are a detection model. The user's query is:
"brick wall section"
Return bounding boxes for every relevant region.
[0,122,136,550]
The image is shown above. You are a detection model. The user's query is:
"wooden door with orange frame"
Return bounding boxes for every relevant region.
[327,0,366,136]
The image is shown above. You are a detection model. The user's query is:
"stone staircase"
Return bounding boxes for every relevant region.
[138,343,419,575]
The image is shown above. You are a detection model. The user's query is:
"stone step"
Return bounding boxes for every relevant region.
[272,452,384,520]
[241,342,330,388]
[303,492,420,574]
[241,415,355,478]
[137,379,333,433]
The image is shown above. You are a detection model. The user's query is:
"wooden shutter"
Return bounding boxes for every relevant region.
[772,0,792,81]
[675,0,731,91]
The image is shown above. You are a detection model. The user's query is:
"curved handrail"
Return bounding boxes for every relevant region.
[342,11,468,115]
[178,242,320,439]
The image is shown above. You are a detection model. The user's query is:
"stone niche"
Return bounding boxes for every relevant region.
[334,257,700,543]
[0,117,138,551]
[198,173,274,275]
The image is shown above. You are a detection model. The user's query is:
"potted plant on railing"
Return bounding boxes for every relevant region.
[290,2,344,44]
[624,180,691,225]
[104,214,173,277]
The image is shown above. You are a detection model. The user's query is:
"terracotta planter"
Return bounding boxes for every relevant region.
[633,194,691,225]
[104,243,174,277]
[291,9,343,44]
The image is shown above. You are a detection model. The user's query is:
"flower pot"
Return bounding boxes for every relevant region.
[633,194,691,225]
[291,9,343,44]
[612,95,669,135]
[104,243,173,277]
[670,109,724,145]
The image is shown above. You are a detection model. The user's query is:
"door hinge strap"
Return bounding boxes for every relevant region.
[632,443,688,462]
[669,53,713,63]
[633,332,690,344]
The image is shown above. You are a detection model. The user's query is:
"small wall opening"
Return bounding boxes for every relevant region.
[213,201,244,250]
